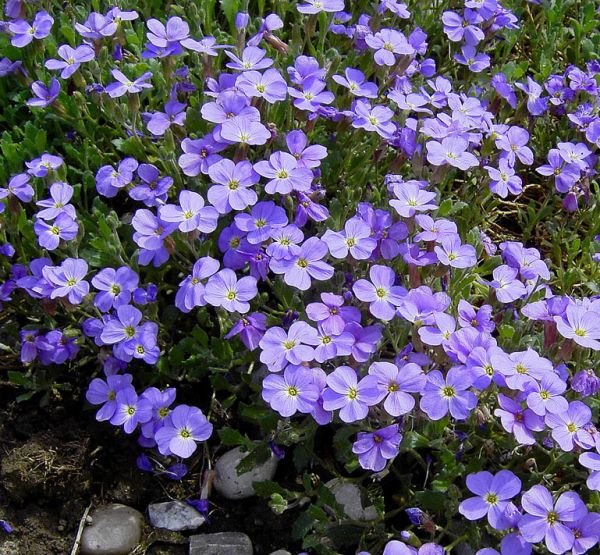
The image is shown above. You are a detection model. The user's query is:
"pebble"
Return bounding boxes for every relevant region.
[325,479,378,521]
[213,446,278,500]
[80,504,143,555]
[189,532,253,555]
[148,501,205,532]
[269,551,292,555]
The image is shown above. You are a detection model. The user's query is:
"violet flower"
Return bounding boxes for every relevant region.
[105,69,153,98]
[27,79,60,108]
[353,424,402,471]
[224,312,267,350]
[368,361,425,416]
[258,321,319,372]
[45,44,95,79]
[159,190,218,233]
[91,267,139,312]
[9,11,53,47]
[204,269,258,313]
[254,151,314,194]
[322,365,380,422]
[262,365,320,417]
[353,265,406,321]
[155,405,212,458]
[42,258,89,304]
[420,368,477,420]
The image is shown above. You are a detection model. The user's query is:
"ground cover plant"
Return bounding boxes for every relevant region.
[1,0,600,553]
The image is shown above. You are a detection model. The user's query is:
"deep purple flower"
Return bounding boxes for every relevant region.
[459,470,522,530]
[353,424,401,471]
[0,520,13,534]
[45,44,94,79]
[224,312,267,350]
[155,405,212,458]
[204,269,258,313]
[9,11,53,47]
[27,78,61,108]
[322,366,380,422]
[353,265,406,321]
[519,485,587,555]
[420,368,477,420]
[571,369,600,397]
[536,149,580,193]
[494,393,544,445]
[258,321,319,372]
[42,258,89,304]
[262,365,320,417]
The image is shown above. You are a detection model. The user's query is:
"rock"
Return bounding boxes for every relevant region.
[148,501,205,532]
[213,447,278,500]
[81,504,143,555]
[325,479,378,521]
[189,532,253,555]
[269,551,292,555]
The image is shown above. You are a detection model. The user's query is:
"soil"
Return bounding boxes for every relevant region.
[0,383,302,555]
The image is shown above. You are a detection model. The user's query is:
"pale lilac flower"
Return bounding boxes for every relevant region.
[495,127,534,166]
[288,78,335,112]
[420,368,477,420]
[105,69,153,98]
[554,303,600,350]
[389,181,437,218]
[297,0,345,14]
[418,312,456,346]
[526,373,568,416]
[262,365,320,417]
[368,361,425,416]
[365,28,414,66]
[306,293,360,335]
[159,190,218,233]
[234,201,288,244]
[1,174,34,202]
[95,158,138,197]
[155,405,212,458]
[254,152,314,194]
[493,347,552,391]
[225,46,273,71]
[322,365,380,422]
[34,213,78,250]
[556,142,592,170]
[332,68,378,98]
[353,265,406,321]
[351,100,396,138]
[266,225,304,260]
[207,159,259,214]
[220,116,271,145]
[259,321,319,372]
[45,44,95,79]
[178,135,226,176]
[236,69,288,103]
[146,16,189,49]
[110,387,152,434]
[322,217,378,260]
[285,130,328,168]
[545,401,594,451]
[435,236,477,268]
[579,452,600,491]
[485,158,523,197]
[204,269,258,313]
[487,265,527,303]
[42,258,89,304]
[454,45,490,72]
[426,137,479,170]
[26,153,63,177]
[9,11,53,47]
[175,257,220,313]
[494,393,544,445]
[144,99,187,135]
[35,182,75,220]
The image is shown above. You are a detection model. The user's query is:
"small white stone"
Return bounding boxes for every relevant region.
[81,504,143,555]
[148,500,205,531]
[189,532,253,555]
[325,479,378,521]
[213,446,278,500]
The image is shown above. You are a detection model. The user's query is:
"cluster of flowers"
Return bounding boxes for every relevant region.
[1,0,600,552]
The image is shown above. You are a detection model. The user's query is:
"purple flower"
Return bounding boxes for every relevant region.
[426,137,479,170]
[159,190,218,233]
[351,100,396,138]
[9,11,53,47]
[234,201,287,244]
[266,225,304,260]
[34,212,78,250]
[254,151,314,195]
[519,485,587,555]
[0,520,13,534]
[224,312,267,351]
[306,293,360,335]
[95,158,139,197]
[146,16,189,49]
[1,174,34,203]
[454,45,490,73]
[297,0,344,14]
[435,236,477,268]
[45,44,94,79]
[110,386,153,434]
[420,368,477,420]
[155,405,212,458]
[485,159,523,197]
[26,153,63,177]
[322,217,378,260]
[353,424,402,471]
[91,267,139,312]
[269,237,334,291]
[178,135,225,176]
[368,361,425,416]
[579,452,600,491]
[459,470,522,530]
[288,78,335,112]
[571,369,600,397]
[201,90,259,123]
[204,269,258,313]
[536,149,580,193]
[220,116,271,145]
[175,256,220,313]
[389,181,438,217]
[554,304,600,350]
[236,69,288,103]
[286,130,328,168]
[545,401,594,452]
[568,512,600,555]
[526,373,568,416]
[493,347,552,391]
[42,258,89,304]
[491,73,518,109]
[35,182,75,220]
[493,393,544,445]
[145,99,187,135]
[495,127,534,166]
[86,374,134,421]
[322,365,380,422]
[333,68,378,98]
[27,78,60,108]
[225,46,273,71]
[105,69,153,98]
[100,305,143,345]
[258,321,319,372]
[486,265,527,303]
[516,76,549,116]
[132,209,177,267]
[442,10,485,43]
[365,28,414,66]
[353,265,406,321]
[262,365,320,417]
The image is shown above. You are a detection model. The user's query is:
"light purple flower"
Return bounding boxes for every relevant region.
[306,292,361,335]
[42,258,89,304]
[145,99,187,135]
[368,361,425,416]
[426,137,479,170]
[178,135,226,176]
[333,68,378,98]
[236,69,288,103]
[485,158,523,197]
[435,236,477,268]
[91,267,139,312]
[554,304,600,350]
[494,393,544,445]
[495,127,534,166]
[225,46,273,71]
[526,373,568,416]
[45,44,94,79]
[353,424,402,471]
[27,78,60,108]
[262,365,320,417]
[204,269,258,313]
[105,69,153,98]
[351,100,396,138]
[353,265,406,321]
[322,366,380,422]
[454,45,490,73]
[487,265,527,303]
[220,116,271,145]
[420,368,477,420]
[110,387,153,434]
[26,153,63,177]
[9,11,53,47]
[155,405,213,458]
[175,256,220,313]
[545,401,594,452]
[389,181,437,218]
[259,321,319,372]
[159,190,218,233]
[285,130,328,168]
[34,212,78,250]
[322,217,378,260]
[365,28,414,66]
[95,157,138,197]
[254,151,314,194]
[297,0,345,14]
[35,182,75,220]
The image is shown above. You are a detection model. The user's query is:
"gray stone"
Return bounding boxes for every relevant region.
[213,446,278,500]
[148,501,205,531]
[269,551,292,555]
[189,532,253,555]
[325,479,378,521]
[81,503,143,555]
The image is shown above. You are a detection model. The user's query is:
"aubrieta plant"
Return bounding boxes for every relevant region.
[1,0,600,553]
